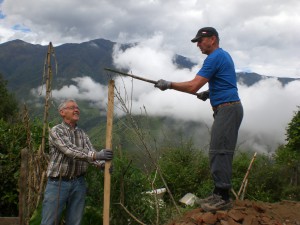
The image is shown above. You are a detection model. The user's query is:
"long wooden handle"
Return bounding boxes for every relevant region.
[104,67,197,96]
[104,67,157,84]
[103,80,114,225]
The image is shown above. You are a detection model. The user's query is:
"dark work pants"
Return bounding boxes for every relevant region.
[209,103,243,190]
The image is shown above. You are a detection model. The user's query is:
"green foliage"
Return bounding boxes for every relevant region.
[0,73,23,216]
[0,116,46,217]
[285,106,300,150]
[30,118,49,150]
[158,142,211,200]
[0,73,19,121]
[275,147,300,189]
[232,151,253,192]
[274,107,300,188]
[28,203,42,225]
[0,119,26,216]
[4,105,300,223]
[281,185,300,200]
[247,155,283,202]
[232,152,287,202]
[84,151,162,225]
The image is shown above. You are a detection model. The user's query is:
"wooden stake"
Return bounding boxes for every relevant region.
[103,80,114,225]
[241,179,248,200]
[19,148,28,225]
[41,42,53,155]
[237,152,257,199]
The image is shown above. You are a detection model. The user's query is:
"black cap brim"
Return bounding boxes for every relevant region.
[191,36,200,43]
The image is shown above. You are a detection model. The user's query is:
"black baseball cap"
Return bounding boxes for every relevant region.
[191,27,219,42]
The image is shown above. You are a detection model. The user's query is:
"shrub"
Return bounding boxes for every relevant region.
[158,142,210,200]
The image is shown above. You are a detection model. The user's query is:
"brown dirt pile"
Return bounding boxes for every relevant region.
[167,200,300,225]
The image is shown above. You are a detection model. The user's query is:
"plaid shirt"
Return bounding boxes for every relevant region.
[47,121,103,178]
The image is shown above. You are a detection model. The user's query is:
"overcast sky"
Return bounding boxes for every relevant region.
[1,0,300,153]
[1,0,300,78]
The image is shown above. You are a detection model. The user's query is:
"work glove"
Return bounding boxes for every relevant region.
[196,90,209,101]
[154,79,171,91]
[95,149,113,161]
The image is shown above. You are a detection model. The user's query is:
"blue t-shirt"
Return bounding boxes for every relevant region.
[197,48,240,107]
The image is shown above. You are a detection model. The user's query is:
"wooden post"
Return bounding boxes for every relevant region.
[103,80,114,225]
[41,42,53,155]
[19,148,29,225]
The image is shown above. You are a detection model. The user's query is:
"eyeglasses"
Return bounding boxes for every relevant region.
[64,106,80,111]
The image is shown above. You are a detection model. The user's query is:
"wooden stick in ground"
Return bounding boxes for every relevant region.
[231,188,238,199]
[241,179,248,200]
[103,80,115,225]
[19,148,29,225]
[237,152,257,199]
[41,42,53,155]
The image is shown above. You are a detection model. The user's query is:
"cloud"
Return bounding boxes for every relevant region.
[238,78,300,152]
[111,38,300,153]
[32,39,300,153]
[31,76,109,112]
[1,0,300,77]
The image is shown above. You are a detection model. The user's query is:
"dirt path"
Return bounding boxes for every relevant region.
[167,200,300,225]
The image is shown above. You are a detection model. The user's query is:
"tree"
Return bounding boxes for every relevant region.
[275,107,300,188]
[0,73,19,121]
[285,106,300,151]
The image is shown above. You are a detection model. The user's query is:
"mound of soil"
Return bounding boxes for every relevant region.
[167,200,300,225]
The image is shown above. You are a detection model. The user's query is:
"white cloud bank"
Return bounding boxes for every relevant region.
[32,38,300,153]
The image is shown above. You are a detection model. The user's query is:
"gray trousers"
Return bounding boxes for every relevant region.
[209,103,243,190]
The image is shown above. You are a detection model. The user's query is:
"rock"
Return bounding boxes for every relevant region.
[242,215,255,225]
[202,212,218,224]
[228,209,245,222]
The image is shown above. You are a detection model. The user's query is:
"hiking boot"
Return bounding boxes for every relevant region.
[194,194,222,206]
[201,198,233,213]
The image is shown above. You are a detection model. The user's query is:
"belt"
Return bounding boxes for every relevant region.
[212,101,241,112]
[49,174,84,181]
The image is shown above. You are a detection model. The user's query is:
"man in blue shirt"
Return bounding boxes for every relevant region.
[155,27,243,212]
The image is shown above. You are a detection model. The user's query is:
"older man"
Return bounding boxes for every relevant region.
[41,99,113,225]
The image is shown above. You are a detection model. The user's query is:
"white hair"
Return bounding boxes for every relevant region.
[58,99,77,111]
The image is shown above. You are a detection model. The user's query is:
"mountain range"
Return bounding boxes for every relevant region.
[0,38,298,103]
[1,38,299,153]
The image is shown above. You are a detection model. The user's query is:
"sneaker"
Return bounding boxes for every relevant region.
[201,198,233,212]
[194,194,222,206]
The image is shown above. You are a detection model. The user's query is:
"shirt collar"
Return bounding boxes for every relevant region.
[62,121,78,130]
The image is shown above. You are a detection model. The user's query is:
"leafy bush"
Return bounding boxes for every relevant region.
[158,142,210,200]
[0,73,19,121]
[232,151,253,195]
[84,151,163,225]
[0,119,26,216]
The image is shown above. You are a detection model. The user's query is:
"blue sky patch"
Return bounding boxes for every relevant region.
[0,10,5,19]
[12,24,31,33]
[0,0,4,18]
